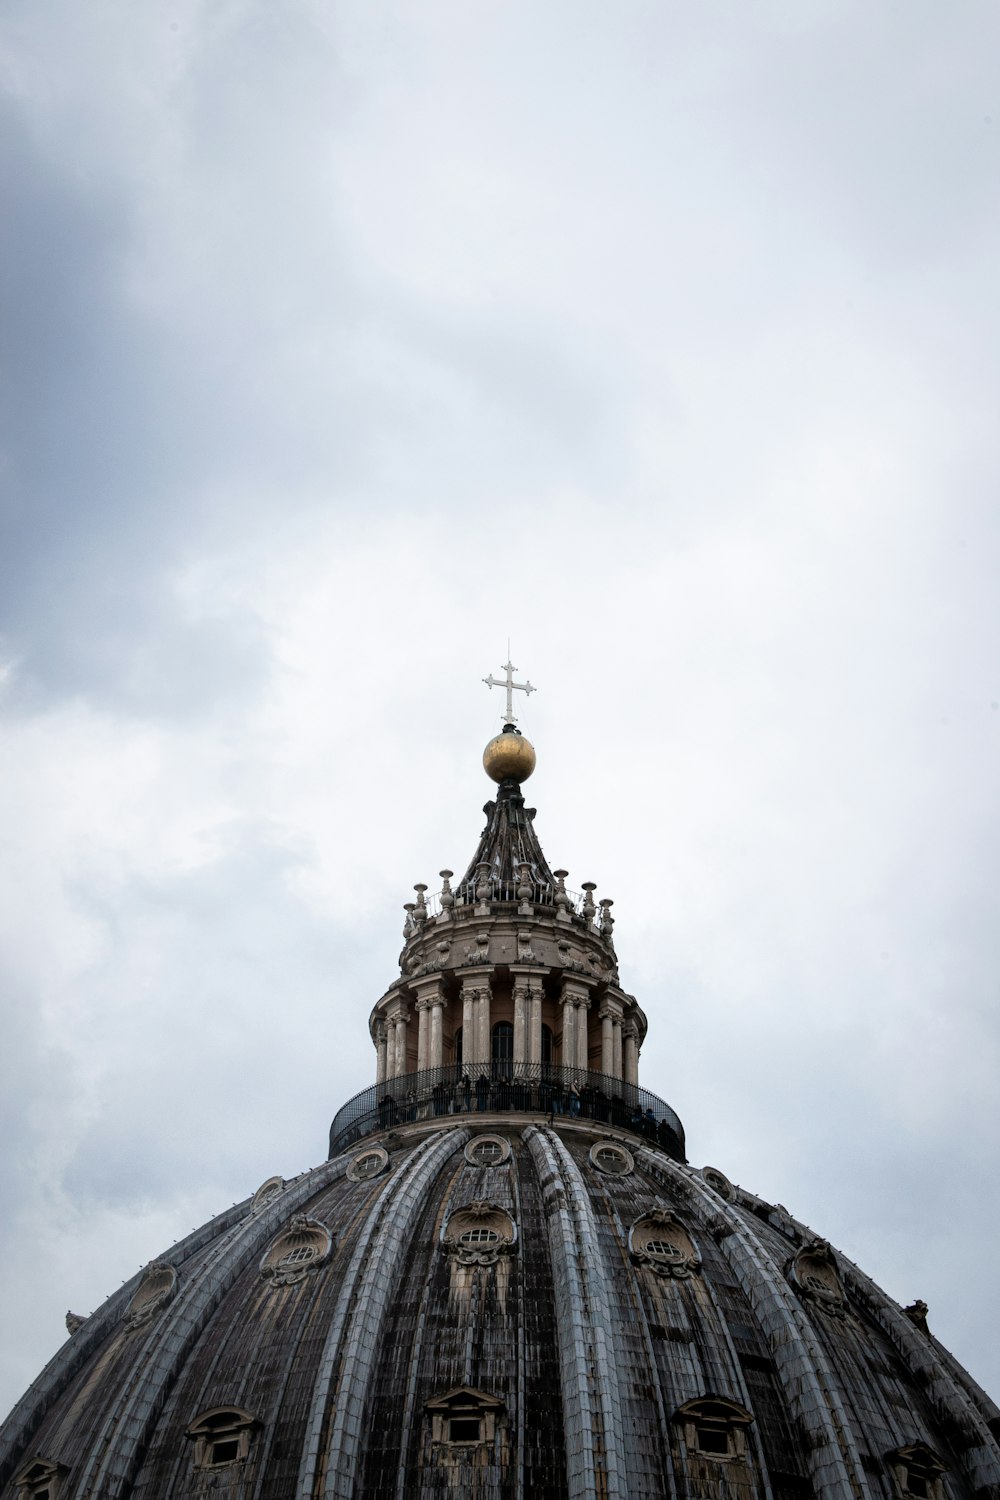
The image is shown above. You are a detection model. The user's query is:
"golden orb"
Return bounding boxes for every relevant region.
[483,726,536,783]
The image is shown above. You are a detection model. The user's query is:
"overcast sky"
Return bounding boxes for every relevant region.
[2,0,999,1420]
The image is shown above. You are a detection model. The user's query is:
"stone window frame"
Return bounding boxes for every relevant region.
[123,1261,178,1331]
[629,1209,702,1279]
[674,1396,754,1461]
[888,1444,947,1500]
[589,1141,634,1176]
[186,1407,259,1470]
[248,1176,285,1214]
[14,1456,64,1500]
[788,1238,848,1318]
[347,1145,390,1182]
[259,1215,333,1286]
[464,1134,511,1167]
[442,1201,517,1265]
[426,1387,506,1450]
[701,1166,735,1201]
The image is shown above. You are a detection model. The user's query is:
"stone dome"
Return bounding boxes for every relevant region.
[2,727,999,1500]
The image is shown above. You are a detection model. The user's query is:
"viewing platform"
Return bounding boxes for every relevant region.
[328,1061,686,1162]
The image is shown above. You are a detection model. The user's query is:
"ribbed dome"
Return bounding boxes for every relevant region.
[2,718,999,1500]
[4,1119,999,1500]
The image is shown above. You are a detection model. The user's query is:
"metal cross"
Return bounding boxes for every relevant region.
[483,659,535,725]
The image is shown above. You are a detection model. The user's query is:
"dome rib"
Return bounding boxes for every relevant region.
[299,1128,471,1500]
[635,1146,875,1500]
[66,1159,346,1500]
[525,1126,626,1500]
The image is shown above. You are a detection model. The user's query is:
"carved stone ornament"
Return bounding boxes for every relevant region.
[903,1299,930,1335]
[124,1260,178,1330]
[65,1311,86,1334]
[789,1238,848,1318]
[347,1145,390,1182]
[248,1175,285,1215]
[701,1166,735,1202]
[442,1202,517,1266]
[629,1209,702,1279]
[463,1134,511,1167]
[259,1215,333,1286]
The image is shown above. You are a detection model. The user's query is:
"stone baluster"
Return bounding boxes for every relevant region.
[413,883,428,929]
[599,897,615,940]
[517,860,533,915]
[402,902,416,939]
[553,868,571,923]
[438,869,454,918]
[581,881,597,929]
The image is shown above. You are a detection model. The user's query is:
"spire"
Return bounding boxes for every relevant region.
[457,778,556,904]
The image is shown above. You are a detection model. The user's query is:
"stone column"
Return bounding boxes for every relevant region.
[560,979,593,1076]
[429,997,444,1070]
[601,1008,614,1078]
[622,1022,639,1086]
[576,1000,589,1072]
[513,978,529,1064]
[416,999,430,1073]
[560,995,576,1071]
[386,999,409,1079]
[461,978,477,1075]
[529,984,543,1065]
[599,996,624,1080]
[477,983,491,1076]
[413,977,445,1073]
[375,1019,388,1085]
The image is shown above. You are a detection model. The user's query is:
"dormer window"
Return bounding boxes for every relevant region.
[348,1145,389,1182]
[14,1457,63,1500]
[589,1142,634,1175]
[888,1444,946,1500]
[674,1396,754,1461]
[426,1387,506,1452]
[259,1215,333,1286]
[464,1135,511,1166]
[186,1408,258,1470]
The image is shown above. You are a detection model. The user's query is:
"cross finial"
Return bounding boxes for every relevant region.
[483,659,535,725]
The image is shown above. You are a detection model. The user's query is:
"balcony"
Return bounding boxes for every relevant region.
[328,1062,686,1163]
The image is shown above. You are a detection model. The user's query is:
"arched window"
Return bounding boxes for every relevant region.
[540,1025,553,1065]
[492,1022,513,1068]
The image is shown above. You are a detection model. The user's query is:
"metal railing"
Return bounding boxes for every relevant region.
[328,1062,686,1163]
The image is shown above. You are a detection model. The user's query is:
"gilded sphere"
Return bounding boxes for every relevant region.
[483,729,536,783]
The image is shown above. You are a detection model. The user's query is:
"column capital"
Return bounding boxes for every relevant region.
[459,969,493,996]
[598,995,625,1022]
[560,975,595,1006]
[411,974,445,1007]
[386,995,410,1022]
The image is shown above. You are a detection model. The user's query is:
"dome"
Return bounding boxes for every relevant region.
[2,709,999,1500]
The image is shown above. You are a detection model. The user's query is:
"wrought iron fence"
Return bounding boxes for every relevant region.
[328,1062,686,1163]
